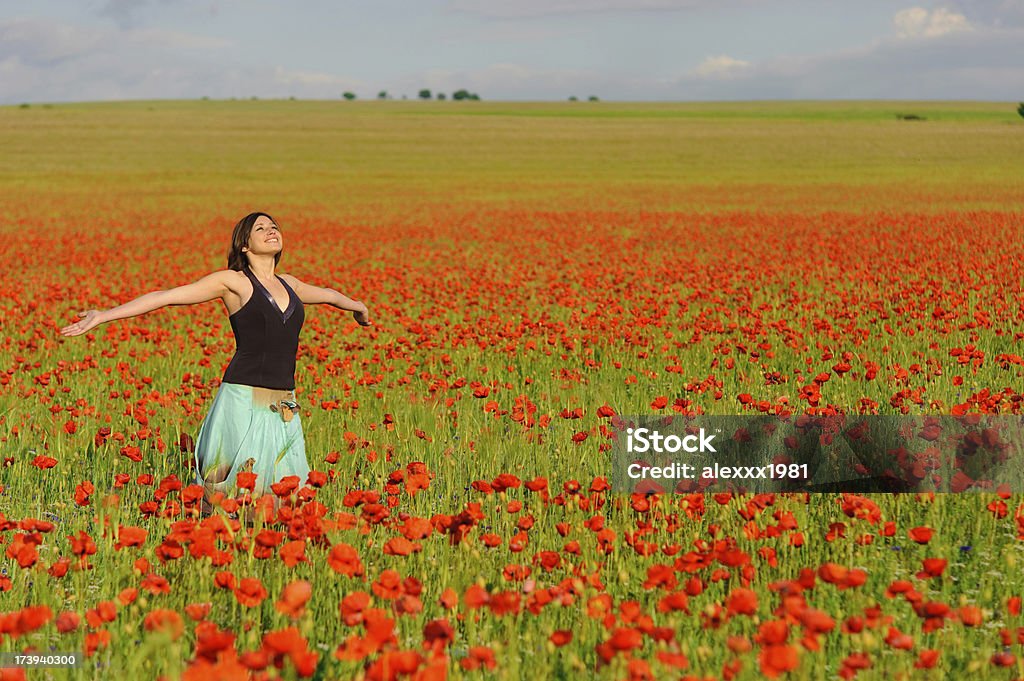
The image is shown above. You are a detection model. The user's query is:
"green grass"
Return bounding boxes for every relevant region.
[1,100,1022,216]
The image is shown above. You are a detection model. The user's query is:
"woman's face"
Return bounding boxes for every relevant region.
[247,215,283,258]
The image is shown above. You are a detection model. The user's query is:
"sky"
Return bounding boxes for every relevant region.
[1,0,1022,103]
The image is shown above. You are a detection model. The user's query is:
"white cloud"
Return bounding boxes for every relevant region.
[1,6,1022,104]
[668,24,1024,99]
[692,55,751,79]
[894,7,972,38]
[0,18,362,104]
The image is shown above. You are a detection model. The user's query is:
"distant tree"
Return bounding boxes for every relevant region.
[378,90,388,100]
[437,93,447,101]
[588,95,599,102]
[342,92,356,100]
[469,93,480,100]
[452,89,470,101]
[419,89,432,100]
[1018,102,1024,119]
[568,96,578,101]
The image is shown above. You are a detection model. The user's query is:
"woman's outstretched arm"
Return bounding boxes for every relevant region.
[279,274,371,326]
[60,271,231,337]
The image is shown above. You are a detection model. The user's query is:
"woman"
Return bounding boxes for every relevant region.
[60,211,370,514]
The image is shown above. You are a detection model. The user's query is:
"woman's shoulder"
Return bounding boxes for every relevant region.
[217,268,252,295]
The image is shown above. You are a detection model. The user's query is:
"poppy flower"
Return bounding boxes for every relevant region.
[340,591,372,626]
[460,646,497,671]
[914,650,940,669]
[236,471,257,491]
[372,570,403,600]
[908,526,933,544]
[29,455,58,469]
[270,476,300,498]
[439,588,458,611]
[143,609,184,640]
[383,537,421,556]
[214,571,237,590]
[759,644,799,678]
[234,577,268,607]
[55,611,80,633]
[327,543,364,577]
[275,580,312,619]
[185,603,212,621]
[526,626,562,650]
[917,558,948,579]
[422,618,455,652]
[84,629,111,657]
[279,540,308,567]
[726,588,759,616]
[140,573,171,594]
[611,627,644,651]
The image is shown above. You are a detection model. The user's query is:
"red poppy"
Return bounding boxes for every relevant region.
[214,571,237,590]
[236,471,257,491]
[957,605,983,627]
[143,609,184,640]
[460,646,497,671]
[372,569,403,600]
[917,558,948,579]
[185,602,212,621]
[234,577,268,607]
[279,540,308,567]
[84,629,111,657]
[327,542,364,577]
[140,573,171,594]
[439,588,458,610]
[726,588,758,616]
[908,526,933,544]
[270,475,300,497]
[550,630,572,646]
[759,644,799,678]
[275,580,312,619]
[914,650,940,669]
[422,618,455,652]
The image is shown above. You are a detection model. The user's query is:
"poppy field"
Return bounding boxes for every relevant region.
[2,100,1024,680]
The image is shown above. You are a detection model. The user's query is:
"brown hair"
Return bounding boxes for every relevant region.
[227,212,282,271]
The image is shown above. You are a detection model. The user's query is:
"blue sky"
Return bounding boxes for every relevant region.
[1,0,1022,103]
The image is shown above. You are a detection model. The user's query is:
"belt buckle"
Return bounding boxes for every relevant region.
[270,399,299,422]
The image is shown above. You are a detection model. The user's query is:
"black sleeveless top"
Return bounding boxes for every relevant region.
[222,266,304,390]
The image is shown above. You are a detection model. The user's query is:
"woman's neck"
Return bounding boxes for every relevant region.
[247,257,276,281]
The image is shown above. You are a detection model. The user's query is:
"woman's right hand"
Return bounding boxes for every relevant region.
[61,310,104,337]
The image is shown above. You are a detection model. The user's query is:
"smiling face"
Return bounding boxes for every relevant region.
[246,215,283,258]
[227,211,284,271]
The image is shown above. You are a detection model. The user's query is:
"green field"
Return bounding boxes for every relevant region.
[2,100,1023,217]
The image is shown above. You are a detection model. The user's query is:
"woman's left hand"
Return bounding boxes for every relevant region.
[353,306,371,326]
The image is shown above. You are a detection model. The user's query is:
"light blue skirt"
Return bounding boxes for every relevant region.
[193,382,310,502]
